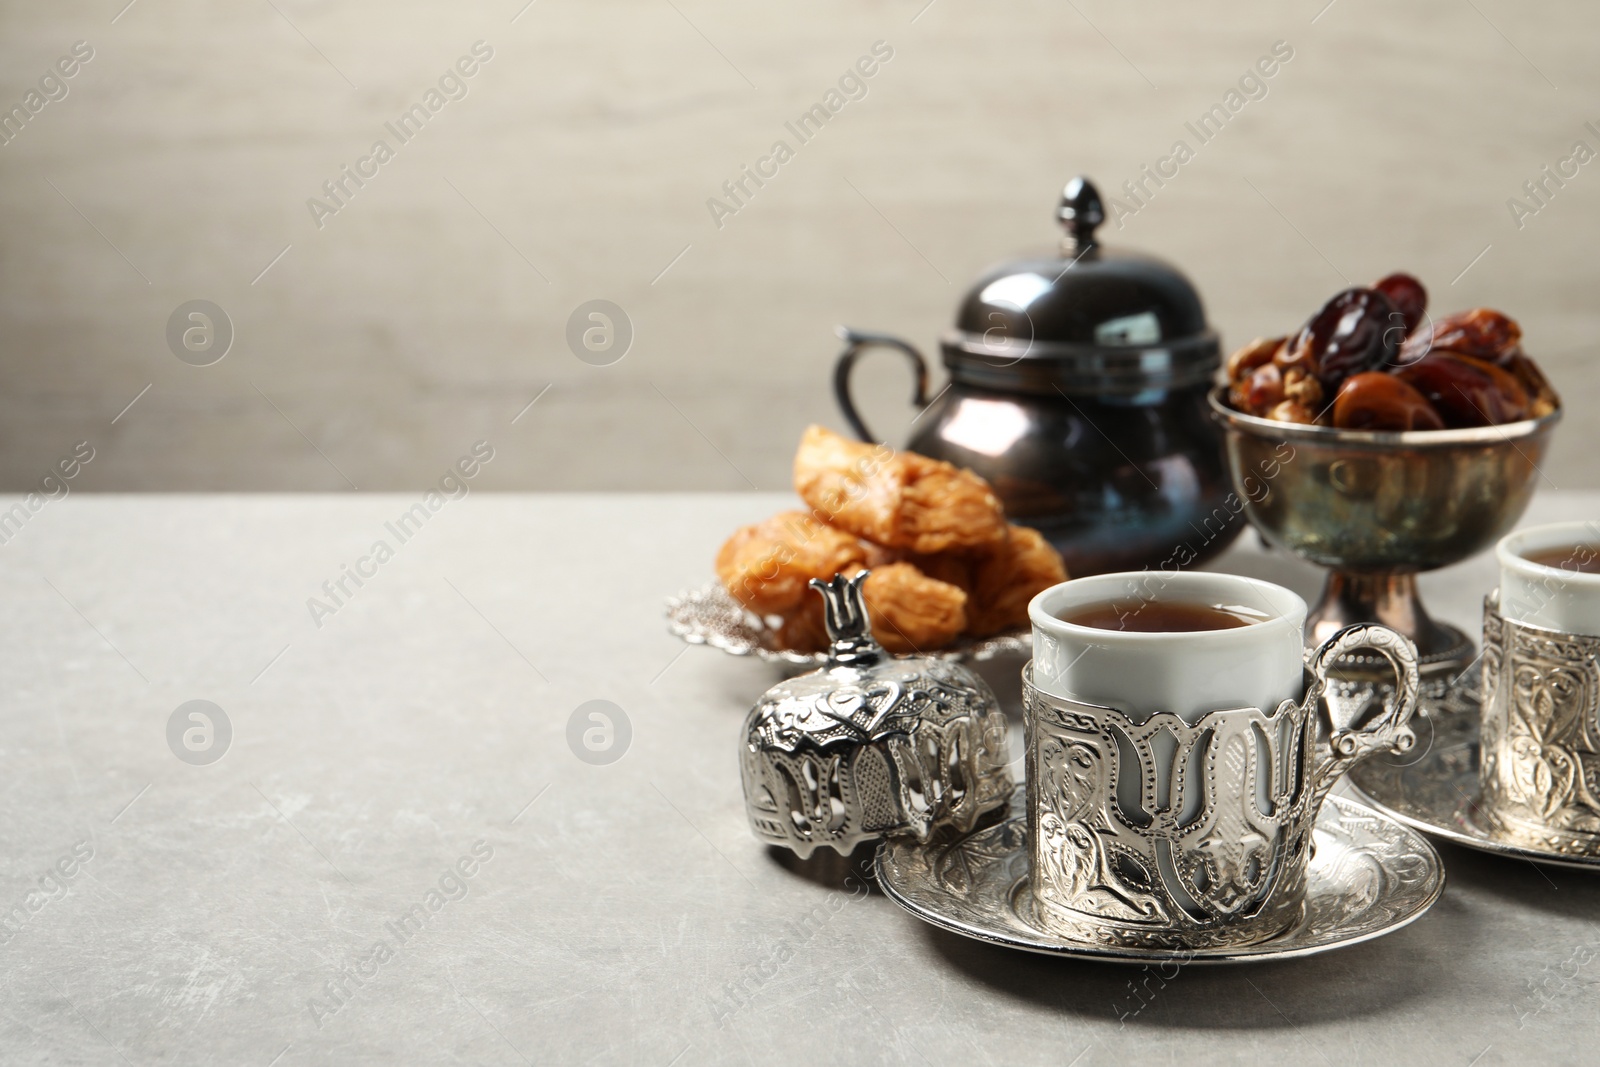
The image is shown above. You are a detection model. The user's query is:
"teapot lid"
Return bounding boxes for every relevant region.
[942,176,1219,396]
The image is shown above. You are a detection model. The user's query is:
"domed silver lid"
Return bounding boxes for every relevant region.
[941,176,1220,396]
[739,573,1012,858]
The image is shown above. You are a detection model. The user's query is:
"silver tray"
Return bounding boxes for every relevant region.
[665,581,1030,666]
[1347,691,1600,872]
[875,790,1444,964]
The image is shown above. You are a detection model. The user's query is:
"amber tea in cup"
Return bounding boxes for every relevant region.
[1052,598,1271,633]
[1498,522,1600,635]
[1521,544,1600,574]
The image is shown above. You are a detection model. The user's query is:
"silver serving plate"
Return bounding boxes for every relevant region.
[1347,683,1600,872]
[876,790,1444,964]
[665,581,1030,666]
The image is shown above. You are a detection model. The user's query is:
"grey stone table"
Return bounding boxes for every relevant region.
[4,491,1600,1066]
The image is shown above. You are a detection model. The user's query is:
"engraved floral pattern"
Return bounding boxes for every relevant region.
[876,791,1444,963]
[1021,623,1418,949]
[1026,687,1312,945]
[1480,599,1600,843]
[742,575,1014,859]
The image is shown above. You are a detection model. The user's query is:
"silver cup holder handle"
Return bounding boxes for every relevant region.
[1305,623,1421,810]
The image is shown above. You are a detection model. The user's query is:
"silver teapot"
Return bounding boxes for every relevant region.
[835,176,1240,576]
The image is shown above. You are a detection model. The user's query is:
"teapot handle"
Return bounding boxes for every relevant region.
[832,327,931,443]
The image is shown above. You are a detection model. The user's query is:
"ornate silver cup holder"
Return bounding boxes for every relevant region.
[1348,596,1600,870]
[876,628,1446,962]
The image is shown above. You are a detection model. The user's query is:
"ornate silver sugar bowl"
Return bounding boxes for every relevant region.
[741,572,1013,858]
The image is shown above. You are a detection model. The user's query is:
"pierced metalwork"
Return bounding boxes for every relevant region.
[1478,596,1600,856]
[741,573,1012,858]
[876,789,1445,964]
[1346,653,1600,873]
[1022,624,1418,950]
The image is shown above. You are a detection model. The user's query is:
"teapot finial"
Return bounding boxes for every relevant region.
[809,571,882,667]
[1058,176,1105,255]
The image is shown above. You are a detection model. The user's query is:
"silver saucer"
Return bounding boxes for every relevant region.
[875,791,1444,964]
[665,581,1030,667]
[1347,694,1600,872]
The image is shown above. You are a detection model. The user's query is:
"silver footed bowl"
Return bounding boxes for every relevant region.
[1209,385,1560,678]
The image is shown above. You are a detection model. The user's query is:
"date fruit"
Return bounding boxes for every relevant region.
[1372,272,1427,338]
[1331,372,1445,432]
[1507,352,1561,419]
[1395,351,1529,427]
[1226,273,1556,432]
[1230,362,1284,417]
[1282,287,1401,393]
[1399,308,1521,366]
[1225,336,1284,382]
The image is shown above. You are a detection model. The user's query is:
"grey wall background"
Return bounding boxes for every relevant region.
[0,0,1595,492]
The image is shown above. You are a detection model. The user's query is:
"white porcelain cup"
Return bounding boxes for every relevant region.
[1027,571,1308,724]
[1497,520,1600,636]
